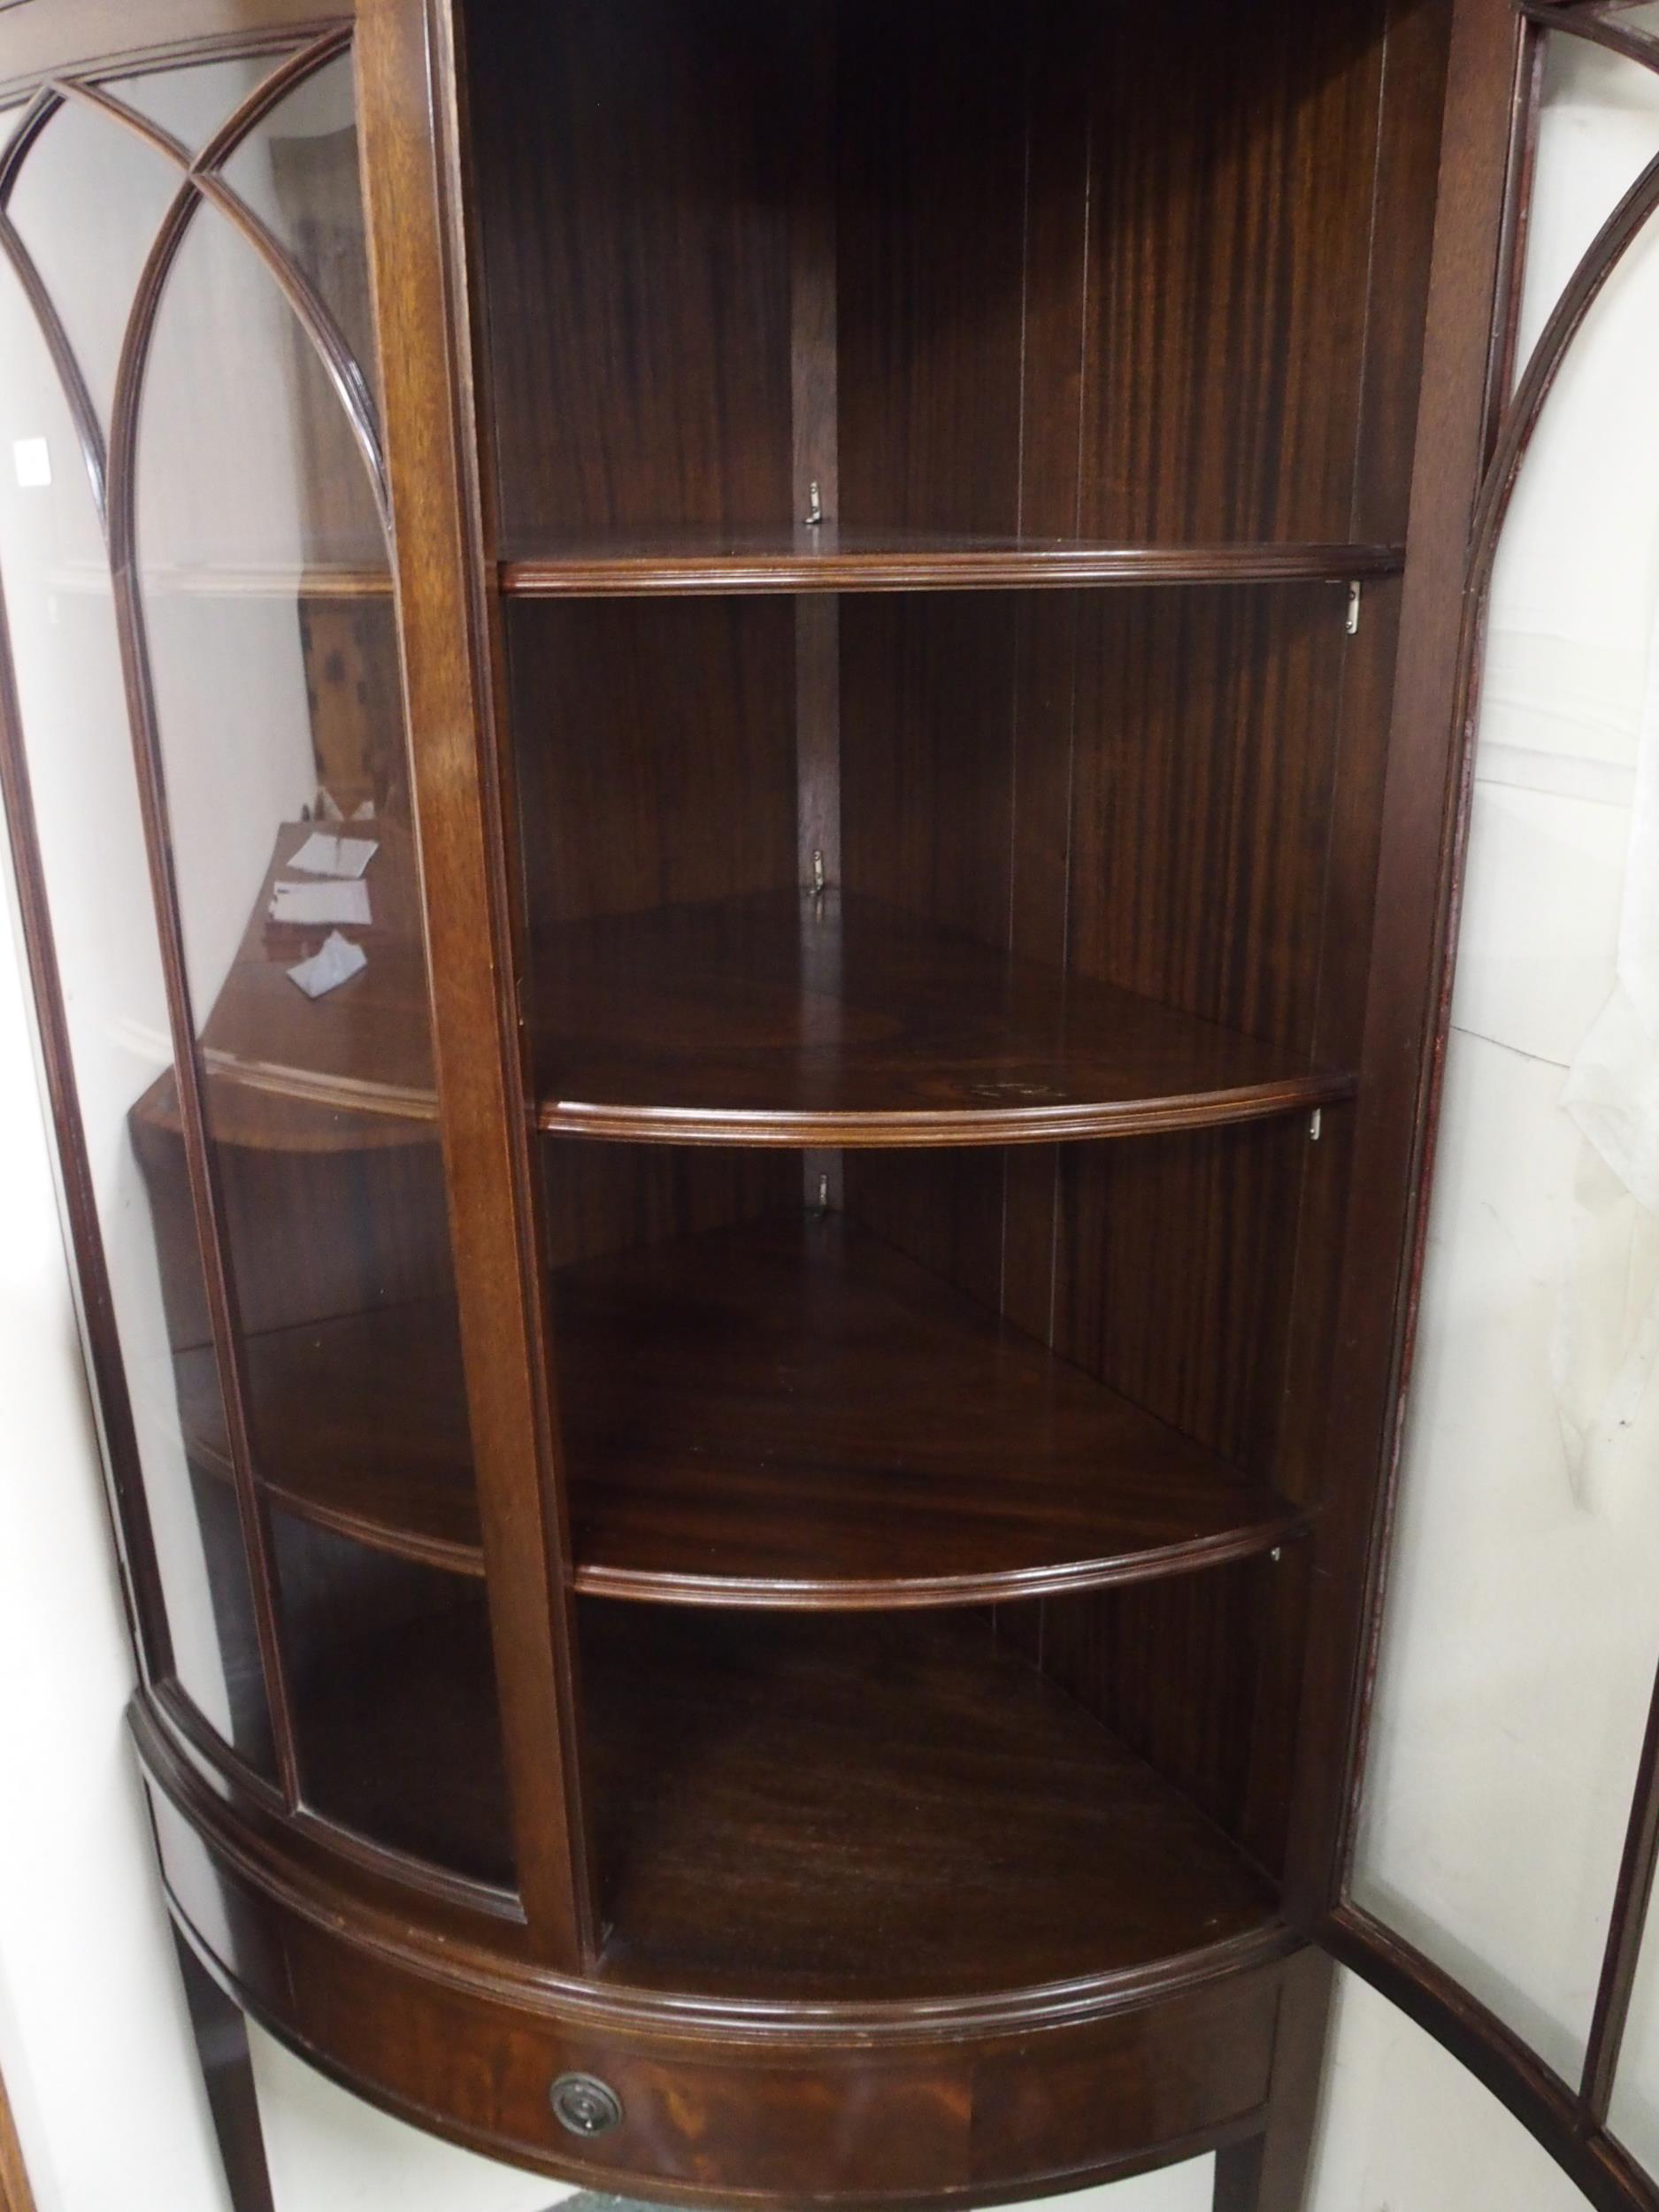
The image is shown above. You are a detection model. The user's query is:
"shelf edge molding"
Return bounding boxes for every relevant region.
[536,1072,1355,1148]
[500,539,1408,599]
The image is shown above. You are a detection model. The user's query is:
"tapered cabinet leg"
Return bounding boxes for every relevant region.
[1213,1948,1335,2212]
[172,1928,277,2212]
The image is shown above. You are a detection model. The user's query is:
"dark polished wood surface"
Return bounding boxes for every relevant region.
[174,1295,481,1571]
[502,528,1405,598]
[584,1604,1280,2003]
[176,1210,1302,1604]
[0,0,1572,2206]
[134,846,1353,1152]
[130,819,437,1146]
[143,1695,1295,2202]
[563,1214,1304,1606]
[534,892,1352,1147]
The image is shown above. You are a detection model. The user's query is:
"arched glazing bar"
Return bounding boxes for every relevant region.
[0,88,109,519]
[1334,9,1659,2208]
[0,17,547,1927]
[0,27,410,1832]
[89,24,392,1819]
[73,27,388,531]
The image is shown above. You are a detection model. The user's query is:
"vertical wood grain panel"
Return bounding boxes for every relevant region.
[470,0,795,546]
[836,0,1026,532]
[357,0,593,1966]
[1078,0,1388,542]
[507,598,797,932]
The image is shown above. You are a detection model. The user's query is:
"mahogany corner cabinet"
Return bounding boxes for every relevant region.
[0,1,1647,2208]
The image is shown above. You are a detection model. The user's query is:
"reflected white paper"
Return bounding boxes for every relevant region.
[287,830,378,880]
[268,878,371,927]
[286,929,367,1000]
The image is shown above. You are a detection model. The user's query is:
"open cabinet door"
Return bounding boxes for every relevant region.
[1299,4,1659,2207]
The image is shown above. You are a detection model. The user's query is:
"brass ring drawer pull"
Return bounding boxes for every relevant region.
[550,2072,624,2138]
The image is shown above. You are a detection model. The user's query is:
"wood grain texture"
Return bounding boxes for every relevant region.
[357,0,594,1965]
[533,891,1353,1147]
[583,1603,1280,2003]
[562,1213,1304,1607]
[503,534,1404,597]
[507,596,797,930]
[470,0,795,543]
[173,1210,1303,1605]
[144,1727,1292,2204]
[0,0,1537,2203]
[176,1295,480,1571]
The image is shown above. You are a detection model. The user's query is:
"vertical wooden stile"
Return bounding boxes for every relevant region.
[355,0,595,1969]
[793,0,842,1215]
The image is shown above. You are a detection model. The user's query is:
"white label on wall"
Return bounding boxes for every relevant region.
[12,437,50,488]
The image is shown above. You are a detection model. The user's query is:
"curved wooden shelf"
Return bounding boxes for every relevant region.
[564,1214,1305,1607]
[207,1587,1279,2003]
[535,892,1353,1147]
[583,1602,1281,2003]
[501,526,1405,598]
[174,1297,483,1576]
[175,1214,1301,1605]
[137,856,1350,1153]
[128,818,440,1155]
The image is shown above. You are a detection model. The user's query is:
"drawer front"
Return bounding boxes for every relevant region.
[154,1792,1281,2206]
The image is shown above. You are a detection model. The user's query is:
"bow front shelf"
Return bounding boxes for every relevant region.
[173,1215,1306,1598]
[499,526,1406,598]
[128,825,1354,1149]
[0,0,1529,2207]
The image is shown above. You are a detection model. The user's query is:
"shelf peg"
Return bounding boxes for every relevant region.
[1346,580,1362,635]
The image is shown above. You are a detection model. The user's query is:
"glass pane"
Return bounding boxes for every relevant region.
[1515,34,1659,373]
[101,55,285,153]
[7,100,179,435]
[1616,1901,1659,2170]
[271,1510,512,1886]
[133,196,488,1870]
[0,261,273,1768]
[1351,50,1659,2080]
[219,54,379,405]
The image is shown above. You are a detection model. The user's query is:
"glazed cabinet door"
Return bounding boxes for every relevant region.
[0,3,580,1952]
[1315,4,1659,2207]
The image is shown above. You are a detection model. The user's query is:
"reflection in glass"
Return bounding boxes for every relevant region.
[0,265,273,1768]
[101,55,285,152]
[271,1511,514,1886]
[219,54,380,404]
[131,190,485,1873]
[1513,33,1659,374]
[7,101,178,434]
[1352,42,1659,2083]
